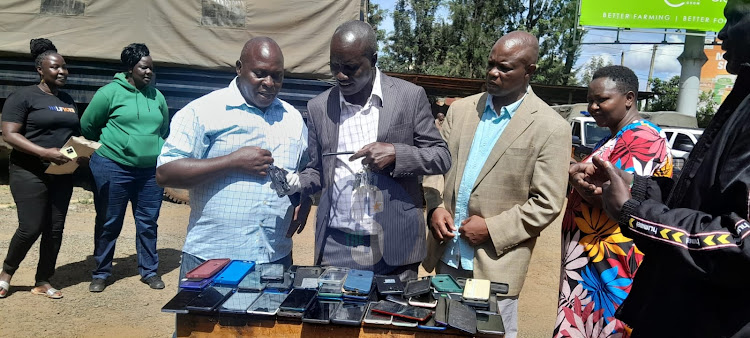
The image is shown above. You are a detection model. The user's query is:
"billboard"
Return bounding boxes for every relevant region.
[700,45,736,104]
[579,0,727,31]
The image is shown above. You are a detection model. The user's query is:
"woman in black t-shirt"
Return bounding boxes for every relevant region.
[0,39,80,299]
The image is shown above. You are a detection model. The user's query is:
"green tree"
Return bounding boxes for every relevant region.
[368,2,388,44]
[696,90,717,128]
[576,55,613,85]
[647,76,680,111]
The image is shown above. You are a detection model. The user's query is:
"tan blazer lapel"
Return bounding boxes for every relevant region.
[472,94,536,191]
[454,93,486,194]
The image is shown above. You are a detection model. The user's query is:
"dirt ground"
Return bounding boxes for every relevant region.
[0,186,561,337]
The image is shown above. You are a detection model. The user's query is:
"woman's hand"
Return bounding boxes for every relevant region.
[40,148,71,165]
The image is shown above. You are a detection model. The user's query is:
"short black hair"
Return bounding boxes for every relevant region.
[30,38,58,67]
[120,43,150,70]
[592,65,639,95]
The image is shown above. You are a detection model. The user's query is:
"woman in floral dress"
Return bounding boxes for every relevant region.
[554,66,672,338]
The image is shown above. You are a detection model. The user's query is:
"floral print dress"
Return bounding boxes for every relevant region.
[553,120,672,338]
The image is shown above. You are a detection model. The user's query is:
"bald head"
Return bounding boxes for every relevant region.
[235,37,284,110]
[493,31,539,66]
[331,20,378,58]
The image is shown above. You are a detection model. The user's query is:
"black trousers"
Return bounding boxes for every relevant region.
[2,163,73,285]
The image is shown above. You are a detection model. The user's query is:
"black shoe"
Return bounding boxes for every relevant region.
[142,275,165,289]
[89,278,106,292]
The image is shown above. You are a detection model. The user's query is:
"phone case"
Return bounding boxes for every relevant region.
[265,272,292,291]
[477,313,505,335]
[462,278,491,301]
[331,302,366,326]
[185,258,231,280]
[342,290,371,302]
[218,291,261,314]
[237,271,266,291]
[179,275,215,290]
[476,294,499,315]
[431,274,463,293]
[214,260,255,286]
[491,281,510,295]
[161,289,202,314]
[418,317,447,331]
[391,316,418,327]
[293,267,323,289]
[342,269,374,294]
[318,267,349,285]
[385,295,408,306]
[403,278,431,298]
[447,299,477,334]
[434,297,448,326]
[185,286,234,312]
[318,282,343,299]
[363,302,393,325]
[375,276,404,295]
[408,292,437,308]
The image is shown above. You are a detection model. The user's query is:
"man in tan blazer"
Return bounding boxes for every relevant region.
[423,31,570,337]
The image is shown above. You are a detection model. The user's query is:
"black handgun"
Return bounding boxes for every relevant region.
[268,165,291,197]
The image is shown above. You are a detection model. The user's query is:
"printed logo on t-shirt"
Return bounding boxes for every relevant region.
[49,106,75,113]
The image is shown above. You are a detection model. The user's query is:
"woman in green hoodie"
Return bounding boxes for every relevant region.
[81,43,169,292]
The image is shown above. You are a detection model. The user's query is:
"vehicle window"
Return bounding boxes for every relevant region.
[584,122,610,145]
[664,131,673,141]
[571,122,581,142]
[673,133,695,152]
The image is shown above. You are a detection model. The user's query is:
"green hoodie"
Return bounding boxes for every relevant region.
[81,72,170,168]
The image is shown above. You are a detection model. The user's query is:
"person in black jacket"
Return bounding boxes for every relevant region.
[570,0,750,336]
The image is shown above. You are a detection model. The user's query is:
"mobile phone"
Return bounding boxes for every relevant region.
[370,300,433,322]
[259,263,284,282]
[385,294,408,306]
[375,275,404,295]
[434,297,448,326]
[491,281,510,295]
[161,289,201,314]
[477,294,498,315]
[408,292,437,308]
[343,269,374,294]
[318,282,343,298]
[331,302,366,326]
[185,258,231,281]
[391,316,418,327]
[302,299,341,324]
[447,299,477,334]
[265,272,292,291]
[179,273,216,290]
[318,267,349,285]
[418,317,447,331]
[293,266,323,289]
[431,274,463,293]
[403,278,431,298]
[363,302,392,325]
[477,313,505,335]
[247,292,288,316]
[463,278,491,301]
[237,271,266,291]
[342,290,371,302]
[279,289,318,312]
[218,291,261,314]
[214,260,255,286]
[185,286,234,312]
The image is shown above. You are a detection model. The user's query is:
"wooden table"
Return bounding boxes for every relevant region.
[176,313,470,337]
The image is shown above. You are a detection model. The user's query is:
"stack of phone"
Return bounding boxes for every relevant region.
[179,258,231,290]
[277,288,318,319]
[317,267,349,299]
[367,300,433,327]
[292,266,323,290]
[342,269,374,302]
[462,278,491,309]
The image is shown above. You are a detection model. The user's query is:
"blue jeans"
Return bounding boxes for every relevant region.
[90,153,163,280]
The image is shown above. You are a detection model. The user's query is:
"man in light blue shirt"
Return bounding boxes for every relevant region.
[156,37,307,279]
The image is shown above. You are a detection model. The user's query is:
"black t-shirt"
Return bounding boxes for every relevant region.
[2,85,79,169]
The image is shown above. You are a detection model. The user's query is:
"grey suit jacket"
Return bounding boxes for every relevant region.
[299,73,451,269]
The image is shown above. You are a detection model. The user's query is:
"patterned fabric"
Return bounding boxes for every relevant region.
[441,92,526,270]
[157,78,308,262]
[328,68,383,233]
[554,120,672,338]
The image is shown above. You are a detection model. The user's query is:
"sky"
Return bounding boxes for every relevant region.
[370,0,721,90]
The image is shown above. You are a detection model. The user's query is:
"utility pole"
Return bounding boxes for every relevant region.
[646,45,658,91]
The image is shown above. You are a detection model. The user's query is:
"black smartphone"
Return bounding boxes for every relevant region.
[237,271,266,291]
[375,275,404,295]
[218,291,261,314]
[385,294,409,306]
[477,313,505,335]
[247,292,288,315]
[265,272,292,291]
[279,288,318,312]
[302,299,341,324]
[161,289,201,314]
[293,266,323,289]
[363,302,392,325]
[408,292,437,308]
[447,299,477,334]
[331,302,367,326]
[403,278,431,298]
[185,286,234,312]
[434,297,448,326]
[370,300,432,322]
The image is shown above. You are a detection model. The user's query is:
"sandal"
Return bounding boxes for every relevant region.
[31,286,63,299]
[0,280,8,298]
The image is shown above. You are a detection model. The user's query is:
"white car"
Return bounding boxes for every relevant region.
[661,127,704,170]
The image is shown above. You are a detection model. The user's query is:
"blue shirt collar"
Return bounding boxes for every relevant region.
[226,77,282,114]
[485,87,528,119]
